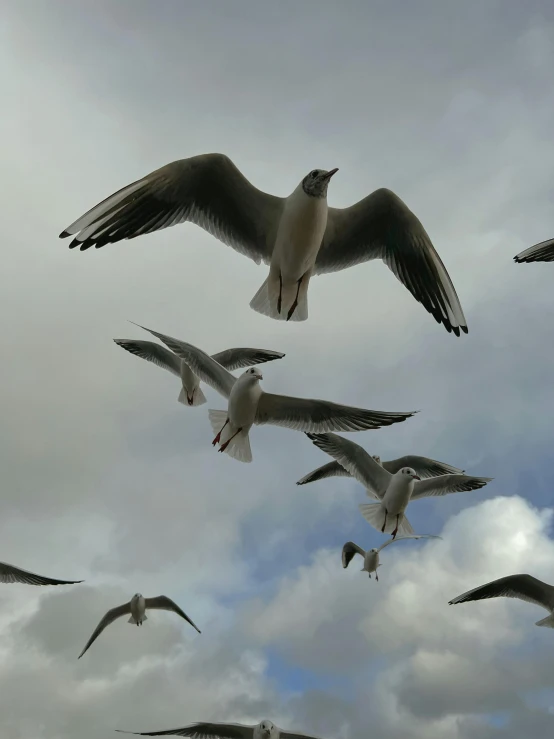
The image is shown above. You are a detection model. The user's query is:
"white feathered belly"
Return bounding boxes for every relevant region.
[383,481,412,516]
[272,197,328,280]
[227,383,262,428]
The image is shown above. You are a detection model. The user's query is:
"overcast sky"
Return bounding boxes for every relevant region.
[2,1,554,737]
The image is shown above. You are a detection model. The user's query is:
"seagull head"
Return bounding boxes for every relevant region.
[369,548,378,554]
[258,721,275,738]
[132,592,143,601]
[401,467,420,481]
[243,367,263,382]
[372,454,382,465]
[301,167,339,198]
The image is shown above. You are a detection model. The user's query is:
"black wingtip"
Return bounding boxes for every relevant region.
[59,230,70,239]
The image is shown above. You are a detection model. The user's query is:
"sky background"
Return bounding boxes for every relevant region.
[2,1,554,737]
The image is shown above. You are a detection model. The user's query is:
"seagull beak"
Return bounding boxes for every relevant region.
[256,371,263,380]
[321,167,339,181]
[412,474,421,480]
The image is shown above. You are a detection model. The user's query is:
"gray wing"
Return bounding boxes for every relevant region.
[342,541,366,568]
[410,474,492,501]
[316,188,467,336]
[449,574,554,612]
[255,394,416,434]
[296,460,352,486]
[514,237,554,263]
[382,455,464,478]
[377,534,442,553]
[77,602,131,659]
[280,731,324,739]
[59,153,283,265]
[211,348,285,371]
[144,595,201,634]
[0,561,83,586]
[131,324,236,398]
[114,339,182,377]
[305,433,391,498]
[115,722,254,738]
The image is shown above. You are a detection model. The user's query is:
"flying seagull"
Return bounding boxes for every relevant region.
[297,452,463,486]
[514,237,554,263]
[0,561,83,586]
[342,534,441,580]
[78,593,200,659]
[116,719,323,739]
[128,323,417,463]
[59,153,467,334]
[114,338,285,407]
[449,574,554,628]
[306,433,491,537]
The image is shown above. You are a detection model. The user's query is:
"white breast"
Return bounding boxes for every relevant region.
[228,378,262,428]
[383,475,414,515]
[180,360,199,394]
[364,550,379,573]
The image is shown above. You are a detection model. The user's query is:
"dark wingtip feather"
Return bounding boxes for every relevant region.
[59,230,70,239]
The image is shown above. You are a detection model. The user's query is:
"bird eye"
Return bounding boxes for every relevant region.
[310,170,319,178]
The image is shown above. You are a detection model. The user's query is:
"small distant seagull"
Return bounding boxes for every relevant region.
[306,433,491,537]
[297,452,463,486]
[342,534,441,580]
[59,153,467,334]
[0,561,83,586]
[449,574,554,628]
[78,593,200,659]
[116,719,323,739]
[514,237,554,263]
[114,338,285,407]
[129,323,417,463]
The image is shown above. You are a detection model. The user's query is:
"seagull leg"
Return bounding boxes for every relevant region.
[212,418,229,446]
[286,278,303,321]
[391,515,400,539]
[375,572,379,581]
[381,510,388,533]
[219,427,243,453]
[277,274,283,315]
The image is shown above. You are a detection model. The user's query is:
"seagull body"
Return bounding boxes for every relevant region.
[306,433,492,537]
[78,592,200,659]
[0,561,83,586]
[60,153,467,333]
[116,718,323,739]
[514,237,554,263]
[342,534,441,580]
[449,574,554,628]
[130,323,417,463]
[297,452,464,486]
[114,338,284,407]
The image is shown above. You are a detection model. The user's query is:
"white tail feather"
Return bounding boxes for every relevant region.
[535,614,554,628]
[359,503,414,536]
[208,409,228,436]
[249,276,308,322]
[127,614,147,624]
[208,409,252,463]
[178,385,207,407]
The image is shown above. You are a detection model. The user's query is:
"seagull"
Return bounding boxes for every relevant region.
[306,433,492,537]
[116,719,323,739]
[114,338,285,407]
[297,452,463,486]
[0,561,83,586]
[129,323,417,463]
[59,153,467,334]
[77,593,200,659]
[342,534,441,580]
[449,574,554,628]
[514,237,554,263]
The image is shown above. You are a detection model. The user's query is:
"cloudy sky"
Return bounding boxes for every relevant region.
[2,1,554,737]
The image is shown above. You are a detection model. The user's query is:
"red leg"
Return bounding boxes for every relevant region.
[212,418,229,446]
[286,278,303,321]
[381,510,388,533]
[219,427,242,453]
[391,515,400,539]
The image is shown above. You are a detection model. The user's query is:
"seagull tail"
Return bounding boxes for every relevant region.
[249,275,308,322]
[127,614,147,624]
[208,409,253,463]
[359,503,414,536]
[535,614,554,628]
[178,386,207,407]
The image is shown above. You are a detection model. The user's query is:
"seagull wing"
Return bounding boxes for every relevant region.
[60,153,283,265]
[255,394,416,434]
[296,460,352,485]
[211,348,285,371]
[342,541,366,568]
[77,602,131,659]
[280,730,324,739]
[410,474,492,501]
[514,237,554,263]
[377,534,442,553]
[305,432,391,498]
[131,324,236,398]
[382,455,464,478]
[114,339,182,377]
[316,188,467,335]
[144,595,201,634]
[449,574,554,612]
[116,723,254,738]
[0,561,83,586]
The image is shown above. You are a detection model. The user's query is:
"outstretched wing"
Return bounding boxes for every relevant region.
[0,561,83,586]
[77,602,131,659]
[114,339,182,377]
[116,723,254,738]
[211,348,285,371]
[410,474,492,501]
[449,574,554,613]
[144,595,201,634]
